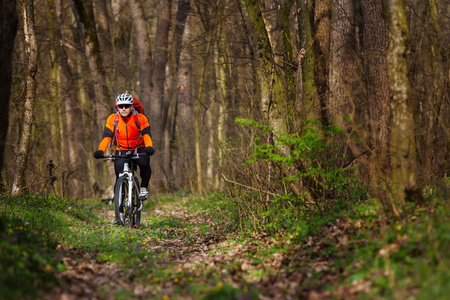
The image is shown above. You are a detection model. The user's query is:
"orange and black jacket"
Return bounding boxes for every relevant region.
[97,113,153,152]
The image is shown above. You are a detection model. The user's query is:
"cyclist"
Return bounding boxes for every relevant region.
[93,93,155,202]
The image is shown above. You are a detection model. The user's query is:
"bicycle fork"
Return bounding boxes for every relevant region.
[133,176,143,214]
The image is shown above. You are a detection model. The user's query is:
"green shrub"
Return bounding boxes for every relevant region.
[232,118,369,235]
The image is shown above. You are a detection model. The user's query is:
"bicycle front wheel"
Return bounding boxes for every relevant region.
[114,176,129,225]
[132,177,141,229]
[124,177,138,229]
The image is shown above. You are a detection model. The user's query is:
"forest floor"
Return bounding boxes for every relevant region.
[2,191,448,300]
[38,197,358,300]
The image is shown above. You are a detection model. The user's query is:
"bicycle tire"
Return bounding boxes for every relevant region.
[125,177,140,229]
[132,177,141,229]
[114,176,129,225]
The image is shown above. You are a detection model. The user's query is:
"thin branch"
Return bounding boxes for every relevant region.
[220,173,281,197]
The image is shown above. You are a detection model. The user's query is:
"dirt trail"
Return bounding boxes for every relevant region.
[40,200,348,300]
[41,201,229,300]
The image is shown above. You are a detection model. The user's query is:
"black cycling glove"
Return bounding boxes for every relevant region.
[145,146,155,156]
[93,150,104,159]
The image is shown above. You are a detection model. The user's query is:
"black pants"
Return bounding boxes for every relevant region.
[114,147,151,189]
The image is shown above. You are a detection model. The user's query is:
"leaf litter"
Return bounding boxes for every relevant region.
[38,198,414,300]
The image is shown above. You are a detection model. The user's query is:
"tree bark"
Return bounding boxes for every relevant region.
[128,0,152,103]
[164,0,190,190]
[194,28,213,195]
[70,0,113,193]
[237,0,309,198]
[409,0,449,185]
[175,6,193,189]
[0,0,18,186]
[383,0,423,212]
[237,0,288,137]
[92,0,112,52]
[312,0,331,126]
[70,0,110,129]
[360,0,391,178]
[12,0,38,195]
[329,0,359,127]
[149,0,172,189]
[51,0,83,197]
[214,37,229,190]
[296,0,318,122]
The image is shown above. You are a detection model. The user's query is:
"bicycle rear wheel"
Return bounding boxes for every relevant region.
[114,176,129,225]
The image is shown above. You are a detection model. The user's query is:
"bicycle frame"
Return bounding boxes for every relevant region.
[97,151,146,228]
[118,159,142,214]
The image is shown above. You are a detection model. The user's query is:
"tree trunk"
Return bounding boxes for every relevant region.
[166,0,192,188]
[237,0,288,137]
[48,0,82,196]
[70,0,110,129]
[92,0,113,94]
[214,38,229,190]
[149,0,172,189]
[237,0,308,198]
[194,27,213,195]
[92,0,112,52]
[383,0,423,213]
[360,0,391,179]
[12,0,38,195]
[312,0,331,126]
[409,0,449,185]
[0,0,18,187]
[175,8,193,189]
[296,0,318,122]
[128,0,152,103]
[328,0,369,175]
[70,0,112,193]
[206,97,215,190]
[111,0,132,95]
[329,0,359,127]
[76,49,100,196]
[47,12,65,195]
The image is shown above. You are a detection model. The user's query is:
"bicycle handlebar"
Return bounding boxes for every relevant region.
[95,152,148,160]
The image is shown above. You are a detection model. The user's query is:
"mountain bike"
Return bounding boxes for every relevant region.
[98,151,145,229]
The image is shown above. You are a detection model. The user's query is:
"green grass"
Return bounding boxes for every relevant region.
[0,187,449,299]
[0,194,96,299]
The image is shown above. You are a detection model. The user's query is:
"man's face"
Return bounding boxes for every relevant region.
[118,104,132,118]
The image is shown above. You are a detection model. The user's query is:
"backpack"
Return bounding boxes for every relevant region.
[112,98,144,148]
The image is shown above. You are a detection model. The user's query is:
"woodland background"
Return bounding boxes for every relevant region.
[0,0,449,214]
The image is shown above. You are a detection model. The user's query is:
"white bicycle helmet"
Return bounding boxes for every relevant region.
[116,93,134,105]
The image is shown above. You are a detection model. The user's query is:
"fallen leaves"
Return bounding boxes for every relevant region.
[37,197,407,300]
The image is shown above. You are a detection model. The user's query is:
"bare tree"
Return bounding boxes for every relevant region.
[383,0,423,213]
[0,0,18,187]
[92,0,112,52]
[47,0,84,197]
[328,0,364,128]
[128,0,152,102]
[408,0,449,185]
[70,0,110,128]
[296,0,318,122]
[149,0,172,189]
[174,3,193,189]
[237,0,312,198]
[312,0,331,126]
[359,0,391,198]
[70,0,113,193]
[12,0,38,195]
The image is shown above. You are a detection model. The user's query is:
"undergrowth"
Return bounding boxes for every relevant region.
[0,194,97,299]
[0,184,448,299]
